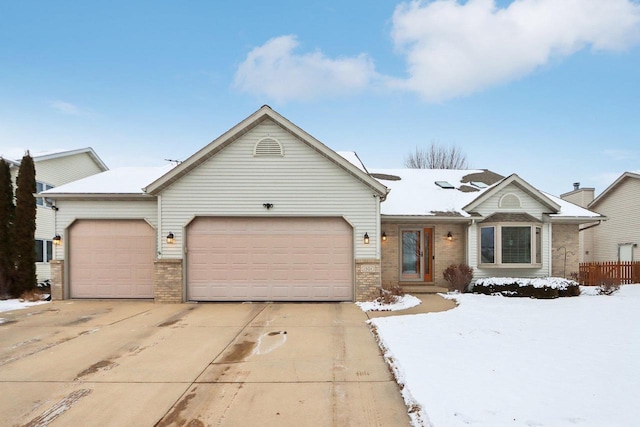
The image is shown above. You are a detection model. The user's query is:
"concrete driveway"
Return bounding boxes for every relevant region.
[0,300,410,426]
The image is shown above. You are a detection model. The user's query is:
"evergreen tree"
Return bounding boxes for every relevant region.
[0,159,15,296]
[12,152,37,296]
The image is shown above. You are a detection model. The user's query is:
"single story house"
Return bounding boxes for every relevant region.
[43,106,603,302]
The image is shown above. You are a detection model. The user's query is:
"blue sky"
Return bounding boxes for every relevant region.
[1,0,639,196]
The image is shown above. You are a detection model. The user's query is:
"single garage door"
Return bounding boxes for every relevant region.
[69,220,155,298]
[187,217,353,301]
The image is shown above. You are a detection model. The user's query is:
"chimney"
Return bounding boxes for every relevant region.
[573,182,580,191]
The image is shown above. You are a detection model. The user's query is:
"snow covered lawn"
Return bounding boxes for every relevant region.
[371,285,640,426]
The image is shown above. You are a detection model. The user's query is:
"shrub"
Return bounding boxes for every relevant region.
[597,278,620,296]
[378,286,405,305]
[472,277,580,299]
[443,263,473,293]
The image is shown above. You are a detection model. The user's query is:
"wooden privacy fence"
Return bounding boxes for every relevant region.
[579,261,640,286]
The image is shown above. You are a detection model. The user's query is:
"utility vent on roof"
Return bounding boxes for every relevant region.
[254,137,284,157]
[435,181,455,189]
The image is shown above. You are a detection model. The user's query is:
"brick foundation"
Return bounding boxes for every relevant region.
[154,259,183,303]
[50,259,64,300]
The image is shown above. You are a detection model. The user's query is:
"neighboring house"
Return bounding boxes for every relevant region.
[562,172,640,262]
[4,148,108,282]
[372,170,602,291]
[43,106,602,302]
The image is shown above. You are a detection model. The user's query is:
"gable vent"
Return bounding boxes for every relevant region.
[500,193,522,209]
[254,137,284,157]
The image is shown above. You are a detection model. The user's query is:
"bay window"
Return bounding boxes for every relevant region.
[479,225,542,267]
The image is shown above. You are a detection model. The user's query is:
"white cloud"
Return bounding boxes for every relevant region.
[390,0,640,101]
[49,100,90,116]
[233,35,378,102]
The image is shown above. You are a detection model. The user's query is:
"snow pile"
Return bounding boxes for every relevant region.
[356,294,421,312]
[371,285,640,426]
[0,298,49,315]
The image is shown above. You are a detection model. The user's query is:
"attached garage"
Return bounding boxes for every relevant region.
[69,219,155,299]
[186,217,353,301]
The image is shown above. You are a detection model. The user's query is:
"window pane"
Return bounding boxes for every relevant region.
[35,239,44,263]
[481,227,495,263]
[502,226,531,263]
[36,182,44,193]
[46,240,53,262]
[535,227,541,264]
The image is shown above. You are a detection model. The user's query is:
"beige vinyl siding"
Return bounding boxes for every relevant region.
[159,119,380,260]
[33,153,105,187]
[35,206,54,239]
[589,178,640,262]
[468,183,552,279]
[53,199,158,260]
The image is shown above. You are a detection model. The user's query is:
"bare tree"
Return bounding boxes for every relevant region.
[404,142,469,169]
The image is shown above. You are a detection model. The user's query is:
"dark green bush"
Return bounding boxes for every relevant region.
[472,278,580,299]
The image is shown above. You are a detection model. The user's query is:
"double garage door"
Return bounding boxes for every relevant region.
[68,217,354,301]
[186,217,354,301]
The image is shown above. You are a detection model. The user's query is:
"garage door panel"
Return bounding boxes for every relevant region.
[187,217,353,301]
[70,220,155,299]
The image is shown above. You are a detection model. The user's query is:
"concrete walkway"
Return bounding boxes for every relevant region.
[0,300,410,426]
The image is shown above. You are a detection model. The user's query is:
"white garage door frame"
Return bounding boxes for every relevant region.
[184,215,355,302]
[65,218,157,299]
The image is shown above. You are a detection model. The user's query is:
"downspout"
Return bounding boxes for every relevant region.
[548,223,553,277]
[157,195,162,259]
[375,194,381,259]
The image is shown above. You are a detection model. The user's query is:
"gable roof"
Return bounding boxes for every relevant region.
[589,171,640,208]
[463,174,561,213]
[3,147,108,171]
[144,105,387,197]
[371,169,503,218]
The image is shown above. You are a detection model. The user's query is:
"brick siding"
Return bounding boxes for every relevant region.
[381,222,467,288]
[552,224,580,278]
[50,259,64,300]
[355,259,381,301]
[154,259,183,303]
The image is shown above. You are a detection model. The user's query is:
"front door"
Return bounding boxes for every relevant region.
[400,228,433,282]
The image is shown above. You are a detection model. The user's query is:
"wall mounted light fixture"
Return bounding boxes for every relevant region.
[364,232,370,244]
[166,232,175,244]
[52,234,62,246]
[447,231,453,241]
[381,232,387,242]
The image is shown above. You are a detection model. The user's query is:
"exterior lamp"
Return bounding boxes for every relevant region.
[166,232,175,244]
[53,234,62,246]
[381,232,387,242]
[447,231,453,241]
[364,232,370,244]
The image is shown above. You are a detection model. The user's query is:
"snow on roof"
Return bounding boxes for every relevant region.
[41,165,173,195]
[336,151,368,173]
[372,169,497,217]
[544,192,603,218]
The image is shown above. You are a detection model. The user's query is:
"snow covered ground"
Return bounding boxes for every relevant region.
[356,294,422,312]
[371,285,640,426]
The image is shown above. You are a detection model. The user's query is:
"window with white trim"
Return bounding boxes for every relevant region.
[36,181,55,207]
[479,225,542,267]
[35,239,53,263]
